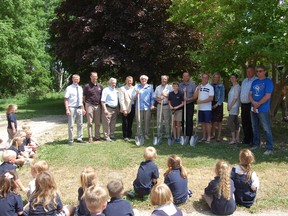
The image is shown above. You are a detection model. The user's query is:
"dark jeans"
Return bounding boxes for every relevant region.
[241,103,253,144]
[122,105,135,138]
[182,102,195,137]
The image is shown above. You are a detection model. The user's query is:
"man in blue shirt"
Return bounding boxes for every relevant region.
[133,75,155,139]
[249,65,274,155]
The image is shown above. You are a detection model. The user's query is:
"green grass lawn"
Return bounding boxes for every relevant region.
[2,93,288,213]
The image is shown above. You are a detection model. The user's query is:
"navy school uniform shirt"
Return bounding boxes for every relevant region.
[168,91,184,110]
[77,187,90,216]
[0,192,23,216]
[29,193,64,216]
[151,208,183,216]
[164,168,188,204]
[103,197,134,216]
[0,162,17,175]
[133,160,159,191]
[7,113,17,130]
[204,176,236,215]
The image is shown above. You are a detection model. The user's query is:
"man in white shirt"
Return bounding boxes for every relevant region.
[64,74,86,144]
[154,75,173,139]
[193,73,214,143]
[240,66,257,145]
[101,78,119,142]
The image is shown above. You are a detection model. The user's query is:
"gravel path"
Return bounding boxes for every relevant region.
[0,115,287,216]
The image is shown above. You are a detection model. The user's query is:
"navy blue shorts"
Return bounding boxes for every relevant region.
[198,110,212,123]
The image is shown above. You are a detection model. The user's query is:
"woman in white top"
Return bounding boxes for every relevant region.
[227,73,241,144]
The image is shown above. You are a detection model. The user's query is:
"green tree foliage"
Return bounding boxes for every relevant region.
[0,0,57,97]
[169,0,288,73]
[50,0,200,83]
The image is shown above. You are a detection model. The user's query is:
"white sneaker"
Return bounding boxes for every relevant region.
[263,150,273,156]
[250,146,259,151]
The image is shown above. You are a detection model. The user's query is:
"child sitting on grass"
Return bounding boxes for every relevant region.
[0,150,27,192]
[231,149,259,208]
[27,160,49,198]
[7,136,33,166]
[25,171,74,216]
[164,155,192,205]
[23,129,40,153]
[103,179,134,216]
[84,185,108,216]
[168,82,184,143]
[202,160,236,215]
[0,171,24,216]
[75,167,98,216]
[129,146,159,200]
[150,183,183,216]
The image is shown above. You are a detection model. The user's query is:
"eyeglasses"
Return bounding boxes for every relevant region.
[256,70,265,73]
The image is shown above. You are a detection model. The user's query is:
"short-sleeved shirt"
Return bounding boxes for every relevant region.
[179,82,197,99]
[197,84,214,111]
[250,78,274,112]
[103,197,134,216]
[154,84,173,105]
[0,192,23,216]
[168,91,184,110]
[228,84,241,115]
[133,160,159,191]
[151,203,183,216]
[204,176,236,215]
[0,162,17,175]
[64,84,84,107]
[164,168,188,203]
[77,187,90,216]
[83,82,103,106]
[101,86,119,107]
[7,145,22,157]
[29,193,63,216]
[7,113,17,130]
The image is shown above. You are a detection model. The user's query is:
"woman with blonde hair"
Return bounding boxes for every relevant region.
[211,73,225,142]
[202,160,236,215]
[150,183,183,216]
[75,166,97,216]
[231,149,259,208]
[6,104,18,145]
[164,155,192,205]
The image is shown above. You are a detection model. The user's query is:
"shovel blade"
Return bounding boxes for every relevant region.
[153,137,158,145]
[135,136,141,146]
[167,138,172,146]
[184,136,189,145]
[180,136,185,145]
[190,135,198,147]
[140,136,144,145]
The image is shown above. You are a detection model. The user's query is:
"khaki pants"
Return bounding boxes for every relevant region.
[86,103,101,139]
[68,107,83,142]
[102,107,118,139]
[157,104,171,137]
[136,109,151,136]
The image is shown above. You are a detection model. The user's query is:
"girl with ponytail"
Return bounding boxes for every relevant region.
[164,155,192,205]
[202,160,236,215]
[231,149,259,208]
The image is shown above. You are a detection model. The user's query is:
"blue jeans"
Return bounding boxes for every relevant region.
[250,111,273,150]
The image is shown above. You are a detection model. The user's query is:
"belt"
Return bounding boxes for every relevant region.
[106,105,117,109]
[159,103,168,106]
[241,103,251,105]
[70,106,82,108]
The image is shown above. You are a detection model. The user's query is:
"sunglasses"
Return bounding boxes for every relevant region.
[256,70,265,73]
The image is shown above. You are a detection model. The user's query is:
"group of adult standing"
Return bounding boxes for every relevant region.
[64,65,274,155]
